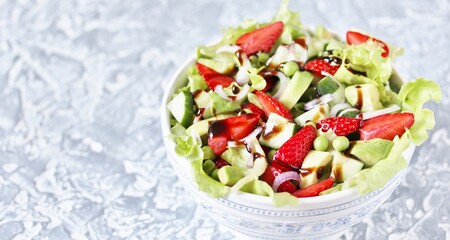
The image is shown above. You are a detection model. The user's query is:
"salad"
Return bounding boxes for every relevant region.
[167,1,441,206]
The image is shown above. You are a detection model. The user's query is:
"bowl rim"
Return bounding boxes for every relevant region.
[160,44,414,210]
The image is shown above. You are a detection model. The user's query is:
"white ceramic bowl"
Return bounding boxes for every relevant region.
[161,57,415,240]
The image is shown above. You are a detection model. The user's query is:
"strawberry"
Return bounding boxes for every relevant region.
[242,103,266,121]
[214,158,230,169]
[317,117,361,136]
[236,21,284,56]
[196,62,235,90]
[346,31,389,57]
[359,113,414,141]
[208,114,260,155]
[303,57,341,77]
[260,161,297,193]
[254,90,293,121]
[292,177,334,198]
[273,125,316,168]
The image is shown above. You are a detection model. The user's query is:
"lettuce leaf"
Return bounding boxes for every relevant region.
[272,0,304,44]
[333,42,398,104]
[341,132,410,194]
[170,124,204,162]
[191,160,230,198]
[221,146,252,174]
[398,78,442,145]
[209,92,241,116]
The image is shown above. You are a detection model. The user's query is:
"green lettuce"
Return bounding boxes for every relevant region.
[333,42,399,104]
[221,147,252,174]
[170,124,203,162]
[191,160,230,198]
[272,0,304,44]
[398,78,442,145]
[341,132,410,194]
[209,92,241,115]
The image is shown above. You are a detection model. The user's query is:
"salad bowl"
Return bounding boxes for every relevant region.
[161,56,415,240]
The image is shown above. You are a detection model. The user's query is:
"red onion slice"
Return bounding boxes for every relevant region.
[362,105,401,120]
[330,103,351,117]
[216,44,241,54]
[235,66,250,86]
[272,72,289,100]
[272,171,300,192]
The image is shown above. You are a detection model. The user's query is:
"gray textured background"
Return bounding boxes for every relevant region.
[0,0,449,239]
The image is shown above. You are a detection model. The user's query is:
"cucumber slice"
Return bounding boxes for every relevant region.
[317,76,339,95]
[279,71,314,109]
[168,90,194,128]
[259,113,299,149]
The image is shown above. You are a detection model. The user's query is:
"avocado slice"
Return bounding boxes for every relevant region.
[259,113,300,149]
[345,84,383,112]
[218,165,245,186]
[240,180,271,196]
[331,152,364,183]
[294,104,330,126]
[279,71,314,109]
[349,139,394,167]
[317,76,339,95]
[197,52,236,75]
[300,150,332,188]
[168,90,194,128]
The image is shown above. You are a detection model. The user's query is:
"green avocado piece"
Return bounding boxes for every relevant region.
[217,166,245,187]
[197,52,236,75]
[240,180,271,196]
[331,152,364,183]
[279,71,314,109]
[349,139,394,167]
[345,84,383,112]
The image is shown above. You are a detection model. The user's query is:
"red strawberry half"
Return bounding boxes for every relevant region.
[292,177,334,198]
[260,161,297,193]
[359,113,414,141]
[236,21,284,56]
[196,62,235,90]
[346,31,389,57]
[242,103,266,121]
[317,117,361,136]
[254,90,293,121]
[208,114,260,155]
[304,57,341,77]
[273,125,317,168]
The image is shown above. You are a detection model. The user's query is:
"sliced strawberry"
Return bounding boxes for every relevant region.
[214,158,230,169]
[208,114,260,155]
[260,162,297,193]
[254,90,293,121]
[317,117,361,136]
[236,21,284,56]
[196,62,235,90]
[292,177,334,198]
[359,113,414,141]
[242,103,266,121]
[273,125,316,168]
[346,31,389,57]
[303,58,341,77]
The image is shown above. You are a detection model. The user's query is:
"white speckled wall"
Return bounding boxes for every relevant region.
[0,0,448,239]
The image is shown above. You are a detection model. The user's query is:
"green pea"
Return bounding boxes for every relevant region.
[314,136,329,151]
[333,136,350,152]
[282,61,299,77]
[257,52,269,64]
